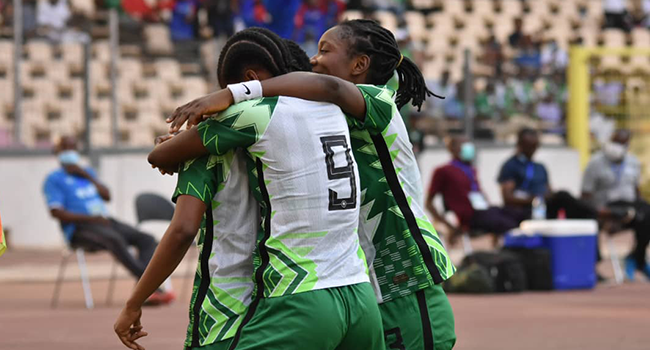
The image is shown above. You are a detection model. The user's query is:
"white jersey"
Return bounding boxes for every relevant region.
[199,96,369,298]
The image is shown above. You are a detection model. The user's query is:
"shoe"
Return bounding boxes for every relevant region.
[624,257,637,281]
[144,291,176,306]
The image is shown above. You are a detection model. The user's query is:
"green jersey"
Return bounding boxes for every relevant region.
[351,84,455,303]
[173,150,259,348]
[199,96,369,299]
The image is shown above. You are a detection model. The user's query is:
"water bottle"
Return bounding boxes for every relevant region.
[532,196,547,220]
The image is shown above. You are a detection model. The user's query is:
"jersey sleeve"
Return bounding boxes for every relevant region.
[350,84,396,134]
[172,154,225,205]
[497,159,517,184]
[198,98,277,156]
[43,174,65,209]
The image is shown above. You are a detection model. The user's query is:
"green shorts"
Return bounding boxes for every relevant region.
[228,282,384,350]
[380,284,456,350]
[187,339,232,350]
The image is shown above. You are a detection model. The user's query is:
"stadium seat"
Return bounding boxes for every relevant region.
[144,25,174,56]
[443,0,465,15]
[69,0,96,17]
[404,11,427,41]
[25,40,52,64]
[631,28,650,47]
[61,42,84,65]
[92,41,111,62]
[602,29,627,47]
[156,59,182,82]
[341,10,363,21]
[411,0,436,11]
[0,40,13,64]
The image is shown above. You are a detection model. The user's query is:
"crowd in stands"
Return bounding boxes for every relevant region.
[1,0,650,147]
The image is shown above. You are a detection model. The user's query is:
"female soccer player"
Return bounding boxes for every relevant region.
[166,19,457,350]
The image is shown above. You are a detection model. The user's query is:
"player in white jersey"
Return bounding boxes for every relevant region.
[114,28,384,350]
[165,20,457,350]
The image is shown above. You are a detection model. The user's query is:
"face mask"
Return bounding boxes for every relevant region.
[59,150,80,165]
[460,142,476,162]
[603,142,627,162]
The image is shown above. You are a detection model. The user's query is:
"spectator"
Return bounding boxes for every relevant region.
[497,128,597,223]
[540,39,568,74]
[170,0,197,41]
[294,0,327,52]
[480,33,504,77]
[508,17,525,48]
[582,129,650,280]
[265,0,302,39]
[535,94,562,130]
[204,0,236,39]
[37,0,70,41]
[42,136,174,304]
[603,0,632,32]
[514,36,542,74]
[426,135,519,245]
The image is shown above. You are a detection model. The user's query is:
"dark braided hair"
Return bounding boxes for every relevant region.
[217,27,293,87]
[283,39,313,72]
[337,19,441,111]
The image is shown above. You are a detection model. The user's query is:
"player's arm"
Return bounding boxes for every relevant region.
[167,73,367,132]
[259,72,366,118]
[148,127,207,171]
[114,195,204,350]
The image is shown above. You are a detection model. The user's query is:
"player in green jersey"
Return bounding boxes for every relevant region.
[119,28,384,350]
[166,19,457,350]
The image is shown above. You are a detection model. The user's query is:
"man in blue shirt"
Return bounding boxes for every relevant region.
[498,128,596,222]
[43,136,173,304]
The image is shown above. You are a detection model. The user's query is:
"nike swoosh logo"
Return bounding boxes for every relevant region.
[243,84,251,95]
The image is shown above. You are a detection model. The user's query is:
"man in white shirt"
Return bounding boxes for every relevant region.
[582,129,650,281]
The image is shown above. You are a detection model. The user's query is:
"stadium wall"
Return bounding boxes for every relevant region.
[0,147,581,249]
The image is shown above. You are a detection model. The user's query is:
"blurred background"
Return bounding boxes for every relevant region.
[0,1,649,349]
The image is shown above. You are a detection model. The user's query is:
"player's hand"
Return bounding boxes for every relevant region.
[167,89,234,133]
[154,133,175,146]
[114,305,148,350]
[63,164,89,178]
[151,164,177,176]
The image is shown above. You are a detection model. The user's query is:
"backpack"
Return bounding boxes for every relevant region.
[461,251,528,293]
[503,247,553,291]
[442,263,496,294]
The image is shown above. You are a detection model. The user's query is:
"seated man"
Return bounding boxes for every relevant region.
[582,129,650,280]
[43,136,173,304]
[497,128,596,222]
[426,135,519,245]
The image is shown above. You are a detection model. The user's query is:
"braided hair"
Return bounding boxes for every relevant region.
[283,39,313,72]
[217,28,311,87]
[337,19,440,110]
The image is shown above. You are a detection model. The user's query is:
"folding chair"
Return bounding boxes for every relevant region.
[51,241,119,309]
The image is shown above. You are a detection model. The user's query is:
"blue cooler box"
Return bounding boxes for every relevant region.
[504,220,598,290]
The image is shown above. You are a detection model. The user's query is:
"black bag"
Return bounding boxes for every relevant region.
[442,263,496,294]
[503,247,553,291]
[461,251,528,293]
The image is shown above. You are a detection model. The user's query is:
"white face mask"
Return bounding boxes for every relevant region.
[603,142,627,162]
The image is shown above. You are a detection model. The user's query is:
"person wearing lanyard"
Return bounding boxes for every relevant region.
[582,129,650,281]
[498,128,596,223]
[426,135,519,246]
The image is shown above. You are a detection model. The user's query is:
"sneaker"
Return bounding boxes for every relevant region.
[624,257,637,281]
[144,291,176,306]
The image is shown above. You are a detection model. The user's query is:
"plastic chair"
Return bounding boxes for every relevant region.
[51,240,119,309]
[134,193,178,294]
[135,193,175,225]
